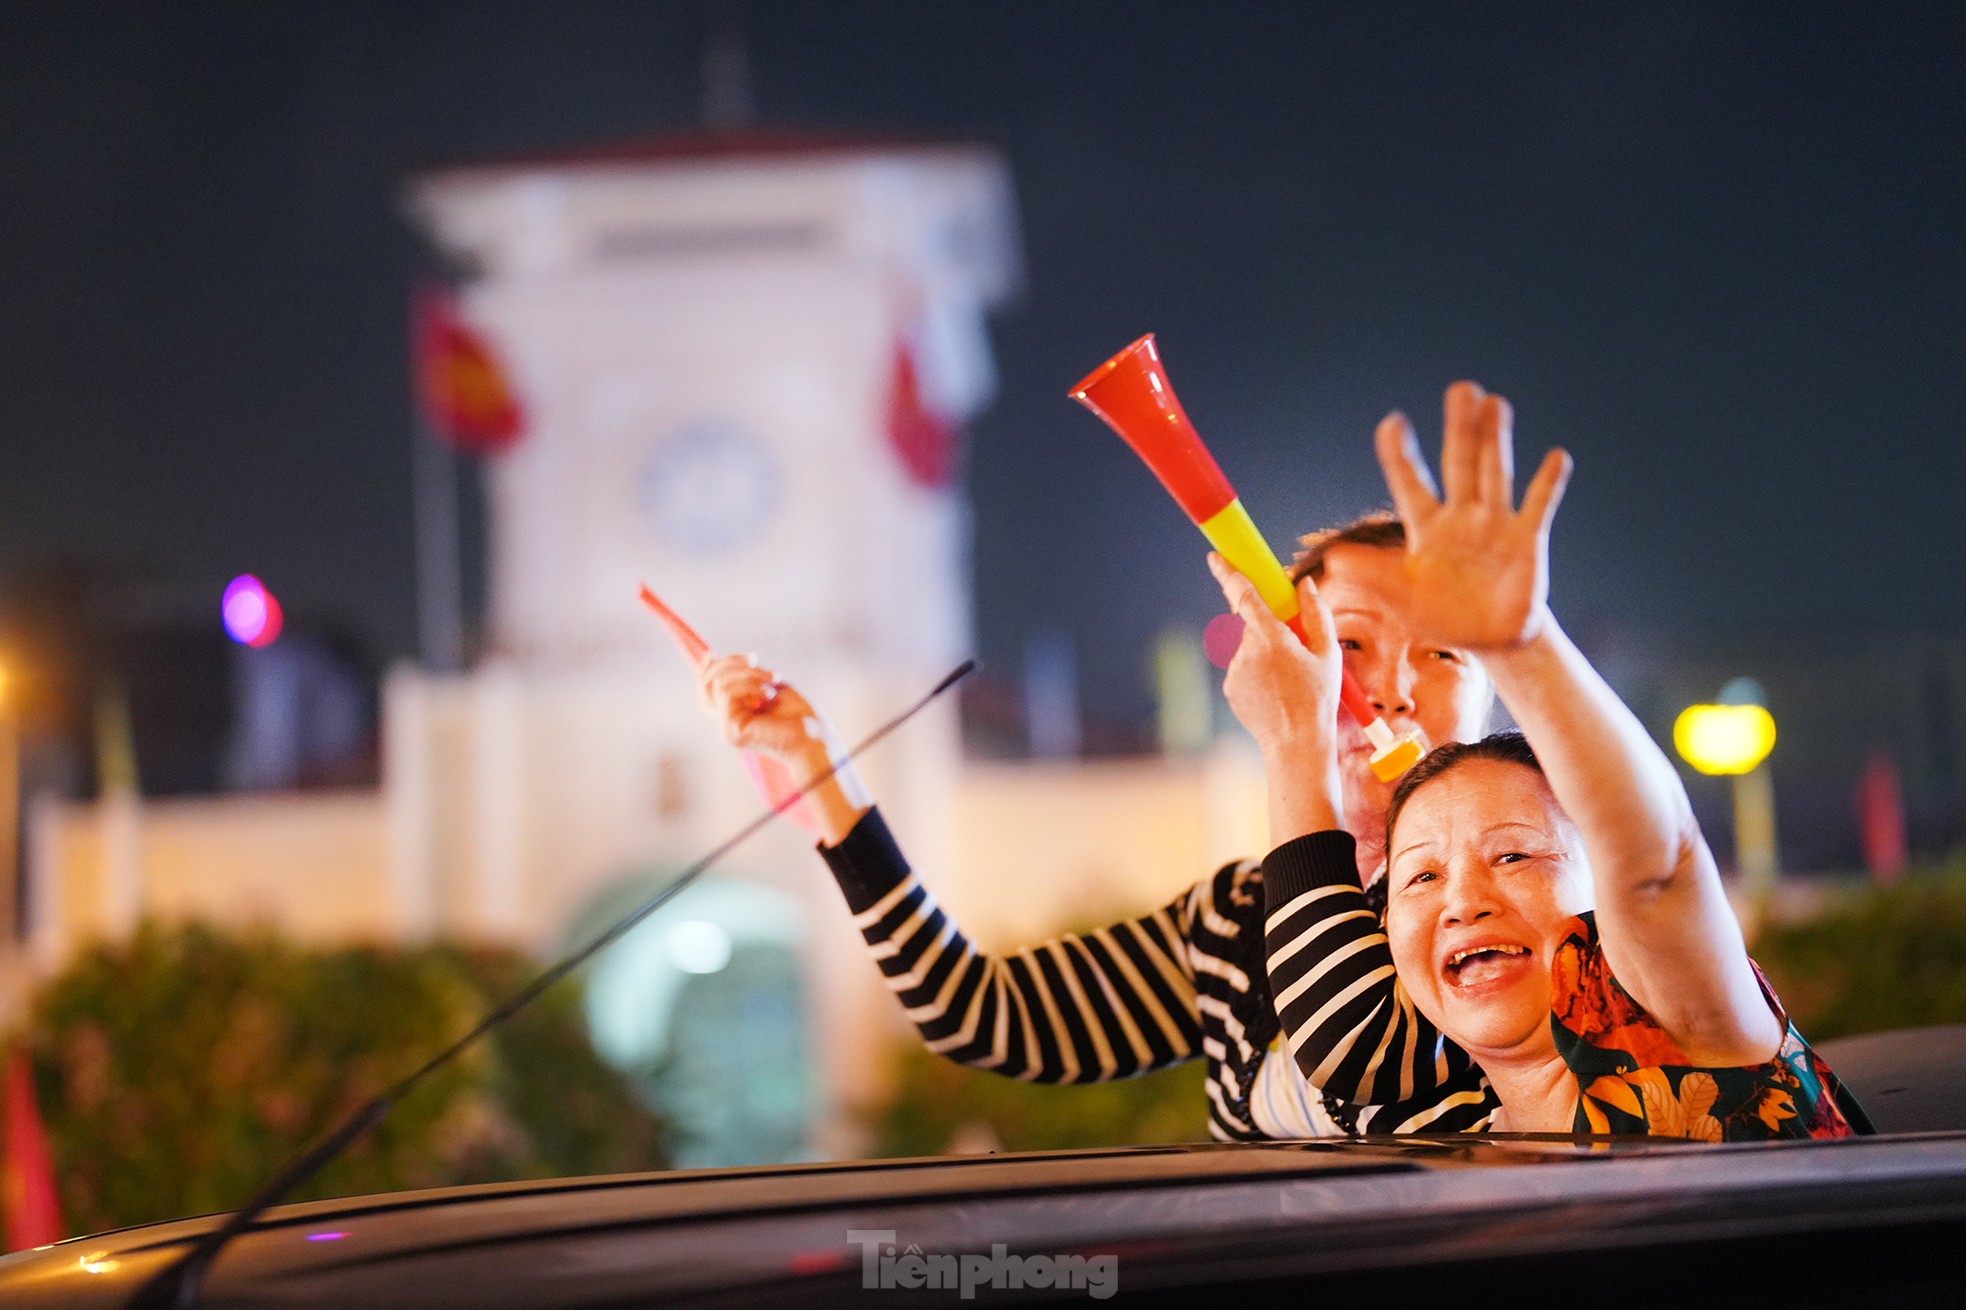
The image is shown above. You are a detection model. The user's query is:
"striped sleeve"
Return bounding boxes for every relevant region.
[1261,830,1485,1112]
[821,807,1204,1083]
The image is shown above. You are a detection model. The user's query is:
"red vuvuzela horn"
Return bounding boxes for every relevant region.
[1071,334,1424,781]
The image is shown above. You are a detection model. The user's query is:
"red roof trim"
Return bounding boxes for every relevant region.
[415,125,992,179]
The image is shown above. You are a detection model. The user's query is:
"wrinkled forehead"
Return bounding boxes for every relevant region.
[1314,543,1415,620]
[1389,758,1572,857]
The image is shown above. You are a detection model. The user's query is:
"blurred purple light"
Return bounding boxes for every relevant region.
[1202,613,1243,670]
[304,1231,348,1242]
[222,575,283,648]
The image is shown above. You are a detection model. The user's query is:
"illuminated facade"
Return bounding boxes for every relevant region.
[19,137,1269,1161]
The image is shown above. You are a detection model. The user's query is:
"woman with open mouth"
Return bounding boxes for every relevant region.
[1215,381,1869,1140]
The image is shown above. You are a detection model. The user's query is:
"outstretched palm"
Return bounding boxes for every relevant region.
[1374,381,1573,651]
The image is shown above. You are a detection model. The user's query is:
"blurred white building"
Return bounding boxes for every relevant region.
[20,134,1267,1164]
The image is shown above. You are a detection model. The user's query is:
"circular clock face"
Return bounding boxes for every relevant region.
[638,420,782,555]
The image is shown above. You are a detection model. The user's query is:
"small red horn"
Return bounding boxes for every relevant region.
[1070,334,1235,524]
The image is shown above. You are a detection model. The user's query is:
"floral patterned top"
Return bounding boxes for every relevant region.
[1553,911,1871,1140]
[1261,831,1873,1142]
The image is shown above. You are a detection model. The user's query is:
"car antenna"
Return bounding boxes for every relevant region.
[130,658,977,1310]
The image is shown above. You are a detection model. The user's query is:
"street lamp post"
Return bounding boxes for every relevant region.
[0,664,22,1031]
[1673,687,1779,925]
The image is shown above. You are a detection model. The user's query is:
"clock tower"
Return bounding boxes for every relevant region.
[396,133,1020,1158]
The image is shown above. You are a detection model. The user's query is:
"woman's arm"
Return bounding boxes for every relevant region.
[1480,626,1777,1062]
[699,654,1204,1083]
[1263,830,1488,1112]
[1207,557,1486,1112]
[822,806,1204,1083]
[1374,382,1782,1064]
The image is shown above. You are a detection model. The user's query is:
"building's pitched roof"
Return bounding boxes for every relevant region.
[414,125,993,179]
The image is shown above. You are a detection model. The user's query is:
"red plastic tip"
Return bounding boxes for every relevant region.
[637,583,712,667]
[1337,667,1378,728]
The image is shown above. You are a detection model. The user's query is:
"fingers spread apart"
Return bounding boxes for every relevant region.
[1374,410,1439,525]
[1439,380,1487,503]
[1476,391,1515,507]
[1386,383,1557,520]
[1520,446,1574,534]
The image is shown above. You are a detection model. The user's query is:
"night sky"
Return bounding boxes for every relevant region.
[4,1,1963,736]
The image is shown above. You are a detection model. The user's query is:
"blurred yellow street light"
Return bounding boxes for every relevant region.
[1675,684,1779,932]
[1673,702,1776,776]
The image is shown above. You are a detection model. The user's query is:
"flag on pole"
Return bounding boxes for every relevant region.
[412,285,526,456]
[1,1048,61,1251]
[884,333,959,489]
[1855,749,1908,883]
[93,680,144,938]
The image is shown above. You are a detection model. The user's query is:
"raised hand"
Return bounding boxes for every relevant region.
[1374,381,1572,651]
[697,652,873,844]
[699,653,835,769]
[1207,553,1339,751]
[1207,551,1346,840]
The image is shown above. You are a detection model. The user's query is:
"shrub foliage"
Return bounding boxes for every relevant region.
[1754,859,1966,1041]
[14,923,666,1237]
[867,1040,1208,1157]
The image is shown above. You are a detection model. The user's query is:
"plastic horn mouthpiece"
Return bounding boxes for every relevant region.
[1070,334,1425,780]
[1339,675,1428,783]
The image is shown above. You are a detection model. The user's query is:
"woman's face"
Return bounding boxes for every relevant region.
[1316,543,1495,856]
[1383,758,1594,1060]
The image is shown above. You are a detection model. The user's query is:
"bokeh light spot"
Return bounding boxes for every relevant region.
[665,919,732,975]
[1202,613,1243,670]
[1673,702,1777,775]
[222,575,284,648]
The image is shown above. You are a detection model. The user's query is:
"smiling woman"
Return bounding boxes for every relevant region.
[1381,738,1594,1064]
[1218,381,1872,1141]
[1389,735,1860,1137]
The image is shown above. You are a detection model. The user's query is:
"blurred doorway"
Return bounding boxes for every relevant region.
[567,873,812,1168]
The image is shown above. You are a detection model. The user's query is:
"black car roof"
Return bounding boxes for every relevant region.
[10,1132,1966,1309]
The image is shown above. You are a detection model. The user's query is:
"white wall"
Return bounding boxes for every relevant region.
[28,790,393,966]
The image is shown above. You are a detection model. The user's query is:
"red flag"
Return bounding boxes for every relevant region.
[2,1048,61,1251]
[1855,750,1907,884]
[885,335,959,489]
[412,285,526,456]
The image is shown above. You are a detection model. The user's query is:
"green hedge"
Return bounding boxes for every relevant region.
[1753,859,1966,1041]
[13,923,666,1237]
[866,1040,1208,1157]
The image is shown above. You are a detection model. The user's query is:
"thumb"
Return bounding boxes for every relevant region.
[1207,552,1271,627]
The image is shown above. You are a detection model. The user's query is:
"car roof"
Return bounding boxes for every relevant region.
[9,1133,1966,1308]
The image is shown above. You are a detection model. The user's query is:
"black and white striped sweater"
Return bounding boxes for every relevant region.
[1261,829,1499,1132]
[818,807,1344,1140]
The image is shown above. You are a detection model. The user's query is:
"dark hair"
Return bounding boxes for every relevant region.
[1288,511,1405,584]
[1383,731,1545,846]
